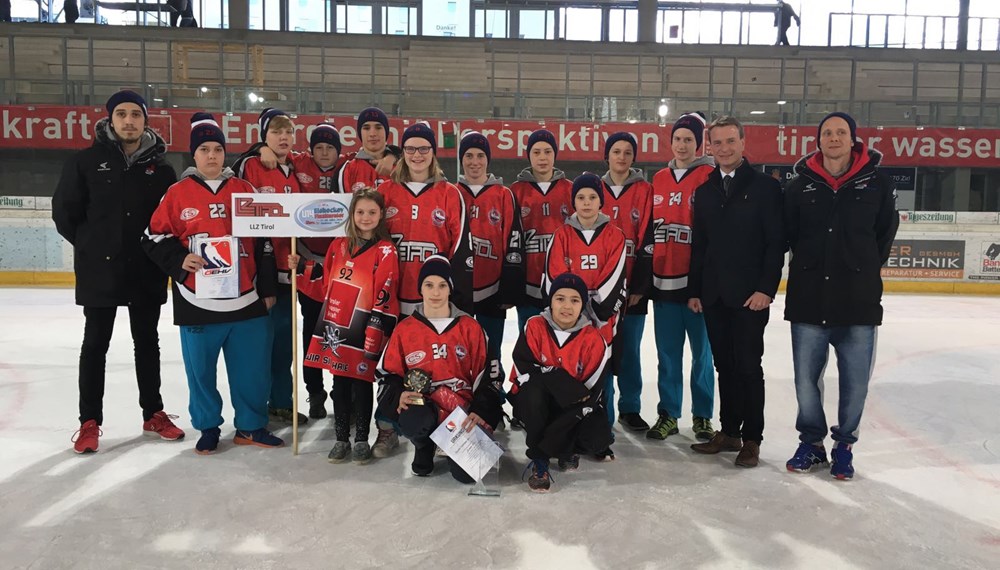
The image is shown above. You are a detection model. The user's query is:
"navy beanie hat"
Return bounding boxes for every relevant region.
[527,129,558,159]
[418,255,453,294]
[357,107,390,133]
[604,131,637,161]
[190,112,226,156]
[672,112,707,150]
[572,172,605,207]
[310,122,342,154]
[818,112,858,148]
[401,122,437,154]
[460,131,491,165]
[548,272,589,307]
[258,107,289,141]
[106,90,148,119]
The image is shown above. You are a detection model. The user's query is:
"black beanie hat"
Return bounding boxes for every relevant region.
[401,122,437,154]
[190,113,226,156]
[460,131,491,165]
[572,172,605,207]
[604,131,637,161]
[527,129,558,159]
[309,123,342,154]
[418,255,453,294]
[357,107,390,133]
[106,90,148,119]
[258,107,289,142]
[548,272,589,307]
[672,112,707,150]
[818,112,858,148]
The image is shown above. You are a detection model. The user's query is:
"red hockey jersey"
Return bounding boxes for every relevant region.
[302,237,400,382]
[237,156,300,284]
[378,308,495,424]
[142,171,274,326]
[377,178,473,315]
[337,150,391,194]
[510,169,574,306]
[543,214,627,323]
[457,175,525,314]
[290,151,343,301]
[509,311,611,397]
[601,169,654,300]
[650,159,714,303]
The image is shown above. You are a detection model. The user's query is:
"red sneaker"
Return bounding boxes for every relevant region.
[143,411,186,441]
[72,420,101,454]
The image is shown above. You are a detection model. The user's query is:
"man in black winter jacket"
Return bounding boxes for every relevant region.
[52,90,185,454]
[687,116,785,469]
[782,112,899,481]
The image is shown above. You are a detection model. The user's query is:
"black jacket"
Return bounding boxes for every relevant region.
[689,160,785,309]
[783,146,899,326]
[52,119,177,307]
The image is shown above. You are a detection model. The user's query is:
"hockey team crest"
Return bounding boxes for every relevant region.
[200,239,235,276]
[357,362,369,374]
[653,194,664,206]
[352,182,367,192]
[405,351,426,366]
[631,208,641,223]
[432,208,447,227]
[488,208,502,226]
[180,208,199,221]
[560,205,570,218]
[296,173,314,184]
[520,206,531,217]
[455,345,467,359]
[295,199,349,232]
[385,206,399,219]
[258,186,276,193]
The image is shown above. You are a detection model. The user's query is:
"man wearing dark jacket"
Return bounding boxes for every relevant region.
[687,116,785,468]
[52,90,185,454]
[783,112,899,481]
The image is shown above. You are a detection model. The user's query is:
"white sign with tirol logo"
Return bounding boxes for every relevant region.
[230,193,353,237]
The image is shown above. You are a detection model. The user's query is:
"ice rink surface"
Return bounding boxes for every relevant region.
[1,287,998,569]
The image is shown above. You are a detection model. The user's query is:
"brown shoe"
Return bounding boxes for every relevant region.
[735,440,760,468]
[691,432,743,454]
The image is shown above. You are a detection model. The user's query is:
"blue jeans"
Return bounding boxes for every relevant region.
[653,300,714,419]
[791,323,877,446]
[612,313,646,416]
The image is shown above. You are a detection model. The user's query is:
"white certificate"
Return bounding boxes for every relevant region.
[193,235,240,299]
[430,407,504,483]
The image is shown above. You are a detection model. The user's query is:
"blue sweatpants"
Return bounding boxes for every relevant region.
[653,300,715,419]
[609,313,646,420]
[516,304,542,331]
[179,316,271,432]
[267,289,294,409]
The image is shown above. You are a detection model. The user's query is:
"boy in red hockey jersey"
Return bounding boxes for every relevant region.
[291,189,400,464]
[510,129,574,329]
[647,113,716,443]
[600,132,655,434]
[455,131,525,365]
[510,272,613,493]
[234,108,307,426]
[337,107,401,193]
[376,256,503,482]
[142,113,283,454]
[377,122,473,316]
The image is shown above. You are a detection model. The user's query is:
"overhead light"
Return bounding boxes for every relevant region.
[248,92,259,103]
[200,86,209,93]
[628,118,638,124]
[776,100,787,105]
[657,103,669,118]
[750,111,766,115]
[153,98,163,102]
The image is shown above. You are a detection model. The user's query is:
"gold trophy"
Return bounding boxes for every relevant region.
[404,368,433,405]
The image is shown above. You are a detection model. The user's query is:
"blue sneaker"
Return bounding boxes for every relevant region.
[830,442,854,480]
[522,459,553,492]
[195,427,221,455]
[233,428,284,448]
[786,442,829,473]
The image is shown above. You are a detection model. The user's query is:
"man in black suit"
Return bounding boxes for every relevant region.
[687,116,785,468]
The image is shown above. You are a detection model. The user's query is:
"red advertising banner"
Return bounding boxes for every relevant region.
[4,105,1000,167]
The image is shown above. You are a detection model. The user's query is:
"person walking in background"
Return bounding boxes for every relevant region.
[53,90,183,454]
[783,112,899,480]
[775,1,801,46]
